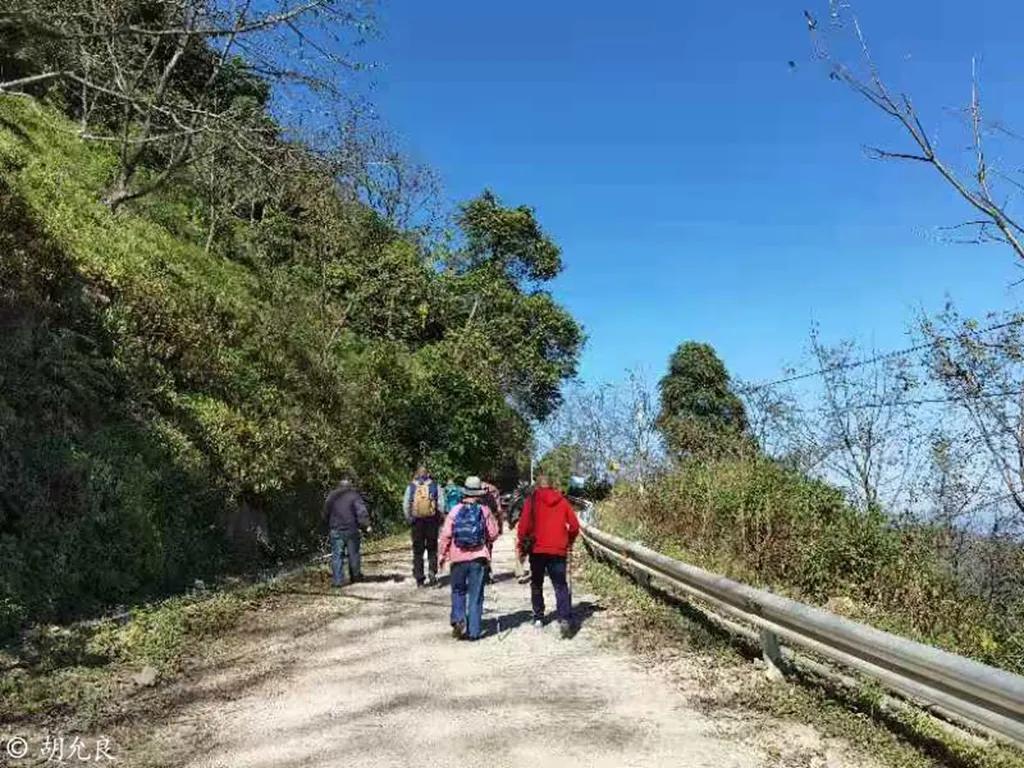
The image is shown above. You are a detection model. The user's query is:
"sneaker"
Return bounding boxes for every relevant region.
[416,581,426,589]
[427,575,438,587]
[532,619,544,630]
[558,620,574,639]
[451,620,467,639]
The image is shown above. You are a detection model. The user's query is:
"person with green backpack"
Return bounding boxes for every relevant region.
[403,466,443,587]
[438,476,500,640]
[443,478,463,516]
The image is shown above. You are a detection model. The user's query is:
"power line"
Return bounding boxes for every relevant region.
[843,388,1024,412]
[957,491,1020,518]
[740,316,1024,394]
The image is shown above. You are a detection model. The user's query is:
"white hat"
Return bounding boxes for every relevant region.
[462,476,486,497]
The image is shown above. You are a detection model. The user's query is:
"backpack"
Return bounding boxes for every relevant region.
[411,480,436,518]
[452,503,486,550]
[521,491,539,555]
[444,485,463,513]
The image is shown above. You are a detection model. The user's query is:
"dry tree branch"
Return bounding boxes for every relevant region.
[2,0,342,41]
[808,6,1024,262]
[0,72,68,91]
[3,0,369,208]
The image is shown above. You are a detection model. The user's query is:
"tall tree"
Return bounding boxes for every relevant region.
[656,341,747,457]
[443,190,584,420]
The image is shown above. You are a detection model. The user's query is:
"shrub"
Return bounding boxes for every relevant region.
[599,456,1024,674]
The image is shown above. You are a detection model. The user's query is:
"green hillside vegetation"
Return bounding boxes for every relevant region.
[593,341,1024,675]
[0,95,582,637]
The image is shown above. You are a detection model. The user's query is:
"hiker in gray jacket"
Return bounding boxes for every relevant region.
[323,478,371,587]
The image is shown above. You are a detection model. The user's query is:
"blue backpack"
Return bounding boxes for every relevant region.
[452,503,486,550]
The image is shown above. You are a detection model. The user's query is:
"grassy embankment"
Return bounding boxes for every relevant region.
[578,455,1024,768]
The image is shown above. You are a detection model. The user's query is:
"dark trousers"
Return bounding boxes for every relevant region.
[450,558,487,639]
[330,529,362,586]
[529,553,572,622]
[411,517,440,584]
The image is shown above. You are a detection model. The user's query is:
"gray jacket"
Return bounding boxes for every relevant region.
[323,484,370,533]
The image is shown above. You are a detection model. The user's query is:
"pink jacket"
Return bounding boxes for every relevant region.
[438,503,500,566]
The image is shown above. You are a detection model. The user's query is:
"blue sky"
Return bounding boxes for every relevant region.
[368,0,1024,387]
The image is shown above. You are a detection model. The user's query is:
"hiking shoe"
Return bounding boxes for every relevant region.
[532,619,544,630]
[558,620,574,639]
[451,620,467,639]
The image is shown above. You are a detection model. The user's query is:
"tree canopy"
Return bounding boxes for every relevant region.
[440,191,585,420]
[656,341,747,457]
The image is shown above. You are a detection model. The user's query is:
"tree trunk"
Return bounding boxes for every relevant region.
[205,206,219,254]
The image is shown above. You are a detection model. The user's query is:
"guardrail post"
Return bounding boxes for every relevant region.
[760,628,785,681]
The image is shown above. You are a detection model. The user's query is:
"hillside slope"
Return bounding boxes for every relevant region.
[0,95,569,636]
[0,97,381,633]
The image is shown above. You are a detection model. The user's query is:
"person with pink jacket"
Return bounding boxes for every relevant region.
[438,476,500,640]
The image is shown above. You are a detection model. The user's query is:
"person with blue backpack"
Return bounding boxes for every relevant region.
[438,476,500,640]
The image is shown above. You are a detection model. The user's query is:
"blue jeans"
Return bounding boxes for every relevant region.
[529,554,572,622]
[450,559,487,639]
[330,530,362,586]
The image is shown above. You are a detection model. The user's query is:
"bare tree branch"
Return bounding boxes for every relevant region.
[809,5,1024,262]
[0,71,66,91]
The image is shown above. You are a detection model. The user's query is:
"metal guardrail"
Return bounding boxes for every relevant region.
[573,501,1024,748]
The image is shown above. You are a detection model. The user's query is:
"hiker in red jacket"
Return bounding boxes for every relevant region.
[516,474,580,638]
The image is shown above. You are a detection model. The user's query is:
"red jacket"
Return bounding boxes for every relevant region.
[517,487,580,557]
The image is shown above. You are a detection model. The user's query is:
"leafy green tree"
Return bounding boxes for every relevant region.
[454,190,562,282]
[442,191,585,420]
[656,341,748,457]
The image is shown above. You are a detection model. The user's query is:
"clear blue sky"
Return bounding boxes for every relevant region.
[368,0,1024,386]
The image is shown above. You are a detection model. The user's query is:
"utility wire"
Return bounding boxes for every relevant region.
[740,316,1024,394]
[842,388,1024,412]
[957,491,1020,518]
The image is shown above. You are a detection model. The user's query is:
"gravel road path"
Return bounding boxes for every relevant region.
[156,535,833,768]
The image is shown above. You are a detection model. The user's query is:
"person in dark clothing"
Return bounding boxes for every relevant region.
[403,466,442,587]
[480,478,503,584]
[517,474,581,638]
[323,478,371,587]
[507,482,534,582]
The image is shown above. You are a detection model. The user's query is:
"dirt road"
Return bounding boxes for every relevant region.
[139,534,867,768]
